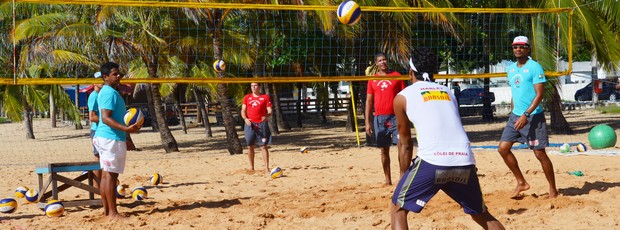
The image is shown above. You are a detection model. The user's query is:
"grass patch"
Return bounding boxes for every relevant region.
[0,117,10,124]
[596,106,620,114]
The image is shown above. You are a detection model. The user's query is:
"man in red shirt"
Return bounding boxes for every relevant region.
[241,82,273,174]
[365,52,406,185]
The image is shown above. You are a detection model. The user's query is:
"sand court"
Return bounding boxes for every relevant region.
[0,110,619,229]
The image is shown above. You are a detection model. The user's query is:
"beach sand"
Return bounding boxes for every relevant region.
[0,109,619,229]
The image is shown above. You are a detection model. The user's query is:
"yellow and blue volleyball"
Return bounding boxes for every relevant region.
[25,189,39,203]
[270,166,283,179]
[44,200,64,217]
[337,0,361,25]
[15,186,28,198]
[300,147,309,154]
[123,108,144,127]
[116,185,126,198]
[132,187,148,201]
[0,198,17,214]
[576,143,588,152]
[213,60,226,72]
[150,173,163,185]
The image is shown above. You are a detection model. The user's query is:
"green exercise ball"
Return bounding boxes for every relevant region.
[588,124,617,149]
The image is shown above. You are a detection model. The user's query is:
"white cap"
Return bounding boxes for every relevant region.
[512,36,529,45]
[94,72,102,78]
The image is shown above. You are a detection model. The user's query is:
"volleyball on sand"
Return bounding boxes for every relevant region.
[124,108,145,127]
[15,186,28,198]
[337,1,361,25]
[150,173,163,185]
[25,189,39,203]
[300,147,309,154]
[0,198,17,214]
[132,187,148,201]
[559,143,571,153]
[270,167,283,179]
[116,185,127,198]
[44,200,65,217]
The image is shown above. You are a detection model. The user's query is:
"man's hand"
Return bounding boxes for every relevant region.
[365,122,373,136]
[244,118,252,126]
[127,123,141,133]
[514,115,528,130]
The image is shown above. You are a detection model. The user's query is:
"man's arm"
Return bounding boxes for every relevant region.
[365,94,374,136]
[263,106,273,122]
[89,110,99,123]
[393,95,412,177]
[241,104,251,126]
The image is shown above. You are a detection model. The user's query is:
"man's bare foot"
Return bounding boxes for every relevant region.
[510,183,530,198]
[108,213,128,221]
[548,189,559,199]
[384,181,392,186]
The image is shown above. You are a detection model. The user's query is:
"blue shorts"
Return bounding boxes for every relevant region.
[90,129,100,157]
[500,113,549,150]
[392,157,487,214]
[244,121,271,146]
[373,115,398,147]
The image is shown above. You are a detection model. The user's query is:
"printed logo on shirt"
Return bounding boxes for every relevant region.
[375,80,393,91]
[512,74,522,88]
[538,74,543,79]
[421,90,450,102]
[249,99,262,108]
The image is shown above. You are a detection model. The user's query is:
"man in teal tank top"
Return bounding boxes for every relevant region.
[92,62,141,221]
[498,36,558,199]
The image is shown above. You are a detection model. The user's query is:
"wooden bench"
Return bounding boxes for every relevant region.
[35,161,102,209]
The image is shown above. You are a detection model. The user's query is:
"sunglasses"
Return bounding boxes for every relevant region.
[512,45,530,49]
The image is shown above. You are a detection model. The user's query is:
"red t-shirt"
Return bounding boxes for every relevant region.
[243,94,273,122]
[367,71,405,115]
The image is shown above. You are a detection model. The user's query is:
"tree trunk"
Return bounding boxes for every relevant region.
[272,84,290,131]
[23,98,35,139]
[193,87,212,137]
[145,56,179,153]
[296,83,303,127]
[549,87,573,134]
[264,83,279,135]
[145,84,159,132]
[173,85,187,134]
[213,14,243,155]
[49,91,56,128]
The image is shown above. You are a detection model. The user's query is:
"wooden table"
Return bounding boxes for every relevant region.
[35,161,102,209]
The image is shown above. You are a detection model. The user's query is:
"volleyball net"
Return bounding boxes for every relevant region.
[1,1,573,85]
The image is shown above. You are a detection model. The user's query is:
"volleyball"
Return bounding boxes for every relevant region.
[25,189,39,203]
[576,143,588,152]
[213,60,226,72]
[150,173,163,185]
[124,108,145,127]
[44,200,64,217]
[270,166,283,179]
[300,147,309,154]
[15,186,28,198]
[559,143,571,153]
[116,185,126,198]
[337,0,361,25]
[0,198,17,214]
[132,187,148,201]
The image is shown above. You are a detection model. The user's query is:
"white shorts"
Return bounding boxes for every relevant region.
[93,137,127,174]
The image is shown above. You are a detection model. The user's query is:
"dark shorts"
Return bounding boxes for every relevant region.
[500,113,549,150]
[373,115,398,147]
[90,129,100,157]
[244,121,271,146]
[392,157,487,214]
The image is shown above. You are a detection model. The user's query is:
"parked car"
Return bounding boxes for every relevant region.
[574,81,620,101]
[457,88,495,105]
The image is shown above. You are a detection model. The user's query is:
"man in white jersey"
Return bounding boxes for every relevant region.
[390,48,504,230]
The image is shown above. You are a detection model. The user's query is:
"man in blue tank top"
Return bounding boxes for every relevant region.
[498,36,558,199]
